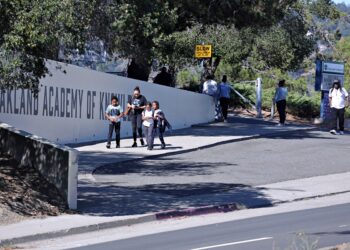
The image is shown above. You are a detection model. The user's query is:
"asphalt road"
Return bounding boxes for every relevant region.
[80,130,350,216]
[71,203,350,250]
[94,130,350,187]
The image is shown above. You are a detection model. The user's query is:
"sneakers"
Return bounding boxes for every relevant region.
[224,119,228,123]
[116,145,120,148]
[140,139,145,146]
[132,142,137,147]
[161,143,166,149]
[330,129,337,135]
[106,144,111,149]
[276,123,284,127]
[340,131,344,135]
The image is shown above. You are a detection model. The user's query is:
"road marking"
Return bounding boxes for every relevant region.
[190,237,273,250]
[338,224,348,228]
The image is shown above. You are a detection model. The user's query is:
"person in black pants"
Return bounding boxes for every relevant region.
[105,96,123,148]
[274,80,288,126]
[218,75,231,122]
[152,101,166,149]
[329,80,349,135]
[127,86,147,147]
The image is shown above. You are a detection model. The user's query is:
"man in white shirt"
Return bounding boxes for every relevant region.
[202,75,220,120]
[329,80,349,135]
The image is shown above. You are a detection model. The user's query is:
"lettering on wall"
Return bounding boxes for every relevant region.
[0,87,127,121]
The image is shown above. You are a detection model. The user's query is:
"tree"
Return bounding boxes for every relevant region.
[0,0,343,91]
[0,0,95,93]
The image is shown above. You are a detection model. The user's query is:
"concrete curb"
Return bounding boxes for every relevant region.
[0,214,156,247]
[155,203,240,220]
[93,126,317,174]
[2,189,350,247]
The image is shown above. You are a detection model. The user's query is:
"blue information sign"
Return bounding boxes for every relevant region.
[315,60,345,120]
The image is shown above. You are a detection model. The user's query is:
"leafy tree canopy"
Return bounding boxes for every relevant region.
[0,0,342,91]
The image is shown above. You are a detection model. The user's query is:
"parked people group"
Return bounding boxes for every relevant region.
[105,86,170,150]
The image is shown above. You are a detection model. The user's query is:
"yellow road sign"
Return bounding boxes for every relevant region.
[195,45,212,58]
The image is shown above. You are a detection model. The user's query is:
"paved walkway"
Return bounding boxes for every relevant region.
[76,116,314,216]
[76,116,311,175]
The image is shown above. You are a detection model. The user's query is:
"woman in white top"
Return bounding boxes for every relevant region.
[329,80,349,135]
[274,79,288,126]
[142,102,155,150]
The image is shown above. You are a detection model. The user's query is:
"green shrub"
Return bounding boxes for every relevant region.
[346,108,350,119]
[287,92,321,118]
[176,68,200,88]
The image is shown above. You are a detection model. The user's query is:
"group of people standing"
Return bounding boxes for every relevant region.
[273,78,349,134]
[104,86,168,150]
[202,75,232,122]
[202,75,289,126]
[104,77,348,150]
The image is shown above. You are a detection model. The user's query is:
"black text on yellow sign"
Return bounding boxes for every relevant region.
[195,45,212,58]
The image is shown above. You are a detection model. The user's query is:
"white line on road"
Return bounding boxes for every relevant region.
[190,237,273,250]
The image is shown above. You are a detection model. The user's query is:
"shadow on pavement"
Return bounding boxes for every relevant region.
[94,158,235,176]
[77,182,272,216]
[76,117,340,217]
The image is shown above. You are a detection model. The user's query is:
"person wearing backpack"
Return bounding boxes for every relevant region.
[329,80,349,135]
[152,101,167,149]
[142,102,155,150]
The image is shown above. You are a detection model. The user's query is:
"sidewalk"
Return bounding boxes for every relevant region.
[77,116,313,175]
[3,115,346,247]
[2,172,350,247]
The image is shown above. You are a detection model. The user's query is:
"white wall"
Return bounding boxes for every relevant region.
[0,60,215,144]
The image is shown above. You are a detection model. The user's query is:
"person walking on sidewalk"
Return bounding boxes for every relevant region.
[152,101,167,149]
[127,86,147,147]
[329,80,349,135]
[105,96,124,148]
[219,75,232,122]
[274,79,288,126]
[142,102,155,150]
[202,75,220,120]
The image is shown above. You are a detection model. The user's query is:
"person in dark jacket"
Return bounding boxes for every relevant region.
[127,86,147,147]
[153,67,172,86]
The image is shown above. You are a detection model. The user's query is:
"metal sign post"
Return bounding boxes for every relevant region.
[230,78,263,118]
[256,78,263,118]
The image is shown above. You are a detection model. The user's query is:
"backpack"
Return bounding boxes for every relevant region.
[154,110,172,132]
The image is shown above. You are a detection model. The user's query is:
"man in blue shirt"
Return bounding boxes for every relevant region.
[219,75,232,122]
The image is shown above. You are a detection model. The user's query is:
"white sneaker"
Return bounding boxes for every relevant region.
[330,129,337,135]
[339,131,344,135]
[276,123,284,127]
